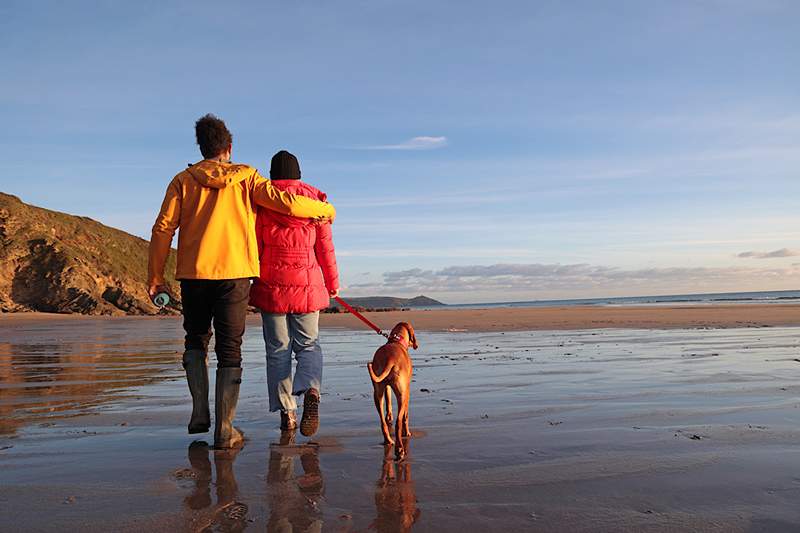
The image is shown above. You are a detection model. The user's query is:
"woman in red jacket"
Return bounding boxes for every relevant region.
[250,151,339,436]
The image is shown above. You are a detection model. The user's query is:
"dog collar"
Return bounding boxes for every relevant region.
[388,334,409,349]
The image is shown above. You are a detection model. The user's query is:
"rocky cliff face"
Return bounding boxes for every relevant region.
[0,193,178,315]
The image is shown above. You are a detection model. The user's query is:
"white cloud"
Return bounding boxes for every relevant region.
[344,262,800,298]
[357,136,448,151]
[737,248,800,259]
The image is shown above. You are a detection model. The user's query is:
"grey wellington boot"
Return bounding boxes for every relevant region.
[214,367,245,449]
[183,349,210,434]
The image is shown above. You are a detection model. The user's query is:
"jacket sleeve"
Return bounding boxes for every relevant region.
[314,222,339,292]
[251,172,336,221]
[255,208,265,260]
[148,177,181,286]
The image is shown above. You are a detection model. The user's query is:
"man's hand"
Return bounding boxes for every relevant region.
[313,203,336,224]
[148,284,170,300]
[329,288,339,298]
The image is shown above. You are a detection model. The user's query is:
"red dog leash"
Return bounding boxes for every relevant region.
[334,296,389,339]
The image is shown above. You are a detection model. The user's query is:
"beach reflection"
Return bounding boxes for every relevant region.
[185,442,213,510]
[372,440,420,532]
[182,441,249,531]
[0,321,182,435]
[267,431,324,533]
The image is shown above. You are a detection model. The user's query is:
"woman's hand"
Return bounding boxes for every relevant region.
[329,288,339,298]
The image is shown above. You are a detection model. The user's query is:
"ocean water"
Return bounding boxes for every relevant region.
[437,289,800,310]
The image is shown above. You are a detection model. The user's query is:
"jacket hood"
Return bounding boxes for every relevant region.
[186,160,254,189]
[262,179,327,228]
[271,179,326,201]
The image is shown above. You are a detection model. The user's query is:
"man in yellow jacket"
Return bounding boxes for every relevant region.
[148,114,335,449]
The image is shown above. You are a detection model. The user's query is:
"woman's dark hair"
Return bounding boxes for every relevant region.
[195,114,232,159]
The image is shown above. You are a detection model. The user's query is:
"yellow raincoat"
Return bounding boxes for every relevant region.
[147,160,335,286]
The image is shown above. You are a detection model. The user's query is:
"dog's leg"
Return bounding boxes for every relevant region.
[394,387,408,460]
[384,386,393,425]
[373,385,394,445]
[403,367,413,437]
[397,377,412,438]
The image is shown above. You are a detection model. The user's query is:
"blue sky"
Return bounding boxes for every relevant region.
[1,0,798,303]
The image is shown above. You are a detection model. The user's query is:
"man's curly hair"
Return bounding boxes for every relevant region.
[195,114,232,159]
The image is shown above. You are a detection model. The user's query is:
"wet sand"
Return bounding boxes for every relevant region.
[2,316,800,531]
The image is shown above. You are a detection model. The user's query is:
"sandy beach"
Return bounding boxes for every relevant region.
[3,312,800,531]
[4,302,800,332]
[322,303,800,331]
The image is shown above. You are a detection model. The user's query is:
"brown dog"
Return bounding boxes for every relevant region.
[367,322,418,459]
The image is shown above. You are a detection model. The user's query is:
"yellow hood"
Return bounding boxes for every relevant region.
[186,160,251,189]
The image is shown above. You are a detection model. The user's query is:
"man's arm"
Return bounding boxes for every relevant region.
[251,172,336,221]
[147,177,181,295]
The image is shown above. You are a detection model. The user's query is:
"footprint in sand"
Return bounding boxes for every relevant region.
[172,468,197,480]
[222,502,248,521]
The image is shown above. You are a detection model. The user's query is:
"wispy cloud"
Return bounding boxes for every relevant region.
[737,248,800,259]
[343,262,800,298]
[356,136,448,151]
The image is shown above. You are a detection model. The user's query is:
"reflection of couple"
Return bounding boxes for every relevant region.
[181,435,420,532]
[147,115,339,449]
[266,433,324,533]
[264,438,420,532]
[184,442,249,531]
[181,436,324,532]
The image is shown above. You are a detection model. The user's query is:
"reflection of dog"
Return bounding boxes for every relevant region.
[367,322,417,459]
[371,444,421,532]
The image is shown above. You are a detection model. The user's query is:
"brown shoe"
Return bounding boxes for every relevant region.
[280,410,297,431]
[300,388,320,437]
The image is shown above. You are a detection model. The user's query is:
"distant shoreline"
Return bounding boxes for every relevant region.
[4,303,800,331]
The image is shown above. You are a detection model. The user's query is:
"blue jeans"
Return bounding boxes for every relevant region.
[261,311,323,413]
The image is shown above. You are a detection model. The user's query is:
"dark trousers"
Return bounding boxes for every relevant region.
[181,279,251,368]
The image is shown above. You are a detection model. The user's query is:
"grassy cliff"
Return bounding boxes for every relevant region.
[0,192,445,316]
[0,192,178,315]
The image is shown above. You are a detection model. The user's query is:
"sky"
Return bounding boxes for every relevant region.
[1,0,798,303]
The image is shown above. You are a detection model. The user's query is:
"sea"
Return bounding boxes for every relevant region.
[433,289,800,310]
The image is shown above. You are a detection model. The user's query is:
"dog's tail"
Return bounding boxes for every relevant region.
[367,362,394,383]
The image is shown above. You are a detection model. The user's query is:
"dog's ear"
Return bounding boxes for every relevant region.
[406,323,418,350]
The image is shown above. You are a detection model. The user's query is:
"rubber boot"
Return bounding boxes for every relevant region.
[214,367,245,449]
[183,349,210,434]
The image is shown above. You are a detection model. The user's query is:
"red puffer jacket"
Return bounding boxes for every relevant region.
[249,180,339,314]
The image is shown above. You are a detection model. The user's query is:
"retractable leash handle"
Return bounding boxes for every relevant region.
[334,296,389,338]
